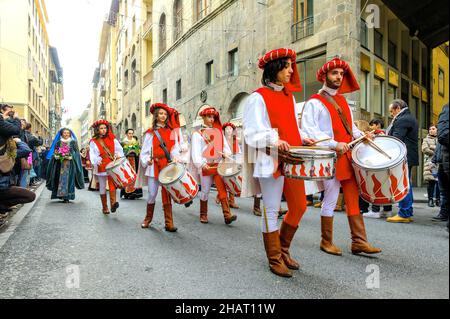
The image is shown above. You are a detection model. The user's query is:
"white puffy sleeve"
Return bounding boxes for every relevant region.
[89,141,102,167]
[222,133,232,156]
[140,133,153,169]
[301,99,338,149]
[114,139,125,158]
[191,132,207,169]
[171,129,182,159]
[243,92,279,149]
[351,112,364,139]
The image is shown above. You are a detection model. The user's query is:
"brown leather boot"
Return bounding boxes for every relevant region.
[320,216,343,256]
[262,231,292,278]
[228,193,239,209]
[253,197,262,216]
[348,215,382,255]
[279,222,300,270]
[163,204,178,232]
[100,194,110,215]
[200,200,209,224]
[141,203,155,228]
[221,198,237,225]
[110,190,119,213]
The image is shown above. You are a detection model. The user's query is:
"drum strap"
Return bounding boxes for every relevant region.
[320,92,353,136]
[98,138,115,161]
[154,130,172,162]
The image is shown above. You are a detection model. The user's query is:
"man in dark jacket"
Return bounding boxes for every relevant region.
[435,104,449,228]
[0,104,36,222]
[386,99,419,223]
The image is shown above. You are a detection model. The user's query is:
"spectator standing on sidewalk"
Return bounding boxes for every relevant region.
[386,99,419,224]
[0,104,36,226]
[422,125,440,208]
[434,105,449,228]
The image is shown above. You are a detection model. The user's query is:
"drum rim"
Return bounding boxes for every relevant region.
[288,151,336,160]
[352,136,407,169]
[158,162,186,186]
[105,157,126,170]
[284,174,335,181]
[217,161,242,177]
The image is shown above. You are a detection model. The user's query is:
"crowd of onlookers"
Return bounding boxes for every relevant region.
[0,103,45,228]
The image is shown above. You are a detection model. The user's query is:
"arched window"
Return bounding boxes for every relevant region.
[173,0,183,41]
[131,59,137,87]
[131,113,137,130]
[159,14,167,56]
[228,93,249,120]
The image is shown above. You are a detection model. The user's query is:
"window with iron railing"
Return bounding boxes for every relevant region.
[292,0,314,42]
[195,0,210,22]
[173,0,183,41]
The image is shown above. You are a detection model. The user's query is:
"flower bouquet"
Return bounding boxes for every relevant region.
[54,144,72,162]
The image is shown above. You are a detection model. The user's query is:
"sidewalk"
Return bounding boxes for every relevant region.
[413,187,431,204]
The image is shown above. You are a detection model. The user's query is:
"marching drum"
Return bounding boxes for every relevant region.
[218,158,243,197]
[106,157,137,188]
[352,136,409,205]
[158,162,199,205]
[282,148,336,181]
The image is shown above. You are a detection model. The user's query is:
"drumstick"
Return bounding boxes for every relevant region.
[218,151,237,162]
[347,130,376,148]
[367,139,392,160]
[309,138,332,146]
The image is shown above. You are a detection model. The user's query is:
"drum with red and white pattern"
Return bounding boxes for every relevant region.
[352,136,410,205]
[158,162,199,205]
[218,160,243,197]
[283,149,336,181]
[106,157,137,188]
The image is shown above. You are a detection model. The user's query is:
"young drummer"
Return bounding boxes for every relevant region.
[89,120,124,215]
[191,107,237,225]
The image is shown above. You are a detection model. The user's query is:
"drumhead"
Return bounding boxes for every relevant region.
[352,136,406,169]
[159,162,185,185]
[105,157,125,170]
[217,161,241,177]
[289,149,335,158]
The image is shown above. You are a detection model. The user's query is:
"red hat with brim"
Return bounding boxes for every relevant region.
[150,103,181,130]
[258,48,302,93]
[316,58,360,94]
[91,119,116,140]
[200,106,223,131]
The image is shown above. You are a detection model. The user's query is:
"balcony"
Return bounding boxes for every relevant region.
[291,16,314,43]
[142,16,153,39]
[143,69,153,87]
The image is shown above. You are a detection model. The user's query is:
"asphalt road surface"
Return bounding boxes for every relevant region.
[0,185,448,299]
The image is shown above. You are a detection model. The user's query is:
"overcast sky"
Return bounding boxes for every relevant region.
[45,0,111,123]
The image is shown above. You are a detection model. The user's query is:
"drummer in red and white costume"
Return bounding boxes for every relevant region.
[243,48,316,278]
[301,57,381,255]
[218,122,241,209]
[138,103,181,232]
[89,120,124,215]
[191,107,238,225]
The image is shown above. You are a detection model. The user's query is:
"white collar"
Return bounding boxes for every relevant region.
[393,107,408,120]
[156,123,166,129]
[319,84,338,96]
[61,137,72,144]
[266,82,284,92]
